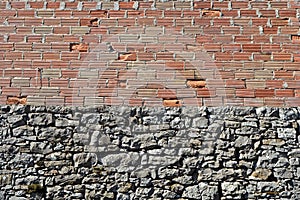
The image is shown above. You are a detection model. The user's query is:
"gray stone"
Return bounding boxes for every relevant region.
[250,168,272,180]
[29,113,54,126]
[192,117,208,128]
[277,128,296,139]
[73,153,98,168]
[235,136,251,147]
[8,114,26,128]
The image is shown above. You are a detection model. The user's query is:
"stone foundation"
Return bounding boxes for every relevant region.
[0,105,299,199]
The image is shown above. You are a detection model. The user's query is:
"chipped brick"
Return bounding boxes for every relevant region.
[6,96,27,105]
[118,52,137,61]
[202,10,221,17]
[70,43,89,52]
[186,80,206,88]
[163,99,182,107]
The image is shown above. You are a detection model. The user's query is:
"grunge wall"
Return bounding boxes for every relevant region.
[0,0,300,107]
[1,1,300,200]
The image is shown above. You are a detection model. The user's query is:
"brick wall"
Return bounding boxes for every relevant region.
[1,0,300,107]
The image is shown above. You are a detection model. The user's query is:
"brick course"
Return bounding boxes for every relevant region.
[1,0,300,106]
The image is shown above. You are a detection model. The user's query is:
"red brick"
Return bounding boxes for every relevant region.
[256,89,275,97]
[196,35,213,43]
[213,2,229,8]
[60,88,78,97]
[274,71,293,80]
[18,10,35,17]
[263,27,278,34]
[235,71,254,79]
[165,61,184,70]
[183,98,202,106]
[145,10,163,17]
[242,44,261,52]
[183,10,200,17]
[194,1,211,9]
[0,9,15,17]
[65,97,84,106]
[240,10,257,17]
[0,78,11,87]
[164,10,182,17]
[244,98,264,107]
[266,80,284,89]
[234,36,251,43]
[236,89,255,98]
[260,10,276,17]
[204,44,221,52]
[215,52,233,61]
[273,53,292,61]
[119,2,135,9]
[276,89,294,97]
[213,18,231,26]
[270,2,287,8]
[223,44,241,51]
[127,11,144,17]
[90,10,108,18]
[225,80,245,88]
[222,10,238,17]
[197,88,216,97]
[264,98,284,107]
[194,18,211,26]
[231,1,248,8]
[2,87,21,96]
[253,54,271,61]
[251,2,268,8]
[46,97,64,106]
[82,2,97,9]
[157,89,177,99]
[233,53,251,61]
[156,52,174,61]
[271,18,289,26]
[203,26,222,34]
[203,97,223,106]
[11,2,25,9]
[128,98,143,106]
[47,2,60,9]
[285,98,300,106]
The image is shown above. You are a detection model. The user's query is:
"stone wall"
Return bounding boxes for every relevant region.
[0,105,299,199]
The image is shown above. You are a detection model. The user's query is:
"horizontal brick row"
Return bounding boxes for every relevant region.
[1,1,297,11]
[13,96,300,107]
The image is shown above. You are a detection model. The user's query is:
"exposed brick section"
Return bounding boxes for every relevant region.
[0,0,299,107]
[186,80,206,88]
[163,99,182,107]
[118,52,137,61]
[70,43,89,52]
[6,96,27,105]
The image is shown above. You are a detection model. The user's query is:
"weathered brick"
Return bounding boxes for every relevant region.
[163,99,182,107]
[236,89,255,98]
[202,10,221,17]
[71,27,90,35]
[34,27,53,34]
[6,96,27,105]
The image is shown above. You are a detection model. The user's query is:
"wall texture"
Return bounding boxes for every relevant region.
[0,105,300,199]
[0,0,300,107]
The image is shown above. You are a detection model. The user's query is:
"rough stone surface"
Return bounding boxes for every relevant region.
[0,105,299,199]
